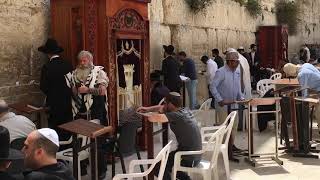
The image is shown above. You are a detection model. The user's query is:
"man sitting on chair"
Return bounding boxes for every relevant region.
[0,100,36,143]
[137,92,202,180]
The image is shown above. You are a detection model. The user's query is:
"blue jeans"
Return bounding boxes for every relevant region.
[186,80,198,110]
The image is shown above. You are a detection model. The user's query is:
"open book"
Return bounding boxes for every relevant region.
[137,112,158,117]
[27,102,44,110]
[179,75,190,81]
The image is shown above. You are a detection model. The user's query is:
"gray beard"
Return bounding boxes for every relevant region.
[76,67,91,82]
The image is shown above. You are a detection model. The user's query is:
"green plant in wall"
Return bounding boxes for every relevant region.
[232,0,246,6]
[184,0,214,13]
[245,0,262,18]
[276,0,299,35]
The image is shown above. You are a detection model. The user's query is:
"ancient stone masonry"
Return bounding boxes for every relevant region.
[0,0,319,104]
[0,0,50,103]
[148,0,320,101]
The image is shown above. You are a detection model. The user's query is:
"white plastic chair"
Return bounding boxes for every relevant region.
[256,79,273,97]
[57,135,90,179]
[172,125,225,180]
[57,119,100,179]
[113,141,172,180]
[193,98,214,127]
[270,73,282,80]
[201,111,237,180]
[199,98,212,111]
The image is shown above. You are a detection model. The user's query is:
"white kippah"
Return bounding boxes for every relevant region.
[169,92,181,97]
[38,128,59,147]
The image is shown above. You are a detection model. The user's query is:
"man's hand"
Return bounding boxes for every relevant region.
[137,107,149,113]
[78,85,89,94]
[218,100,235,107]
[72,87,78,95]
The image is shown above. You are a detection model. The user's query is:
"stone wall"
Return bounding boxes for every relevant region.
[0,0,50,103]
[0,0,319,104]
[148,0,320,102]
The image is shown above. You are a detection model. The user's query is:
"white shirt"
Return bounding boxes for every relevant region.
[206,59,218,85]
[50,55,59,61]
[0,112,36,142]
[251,52,256,65]
[304,47,311,62]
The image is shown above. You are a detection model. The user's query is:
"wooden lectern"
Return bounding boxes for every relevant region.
[50,0,154,158]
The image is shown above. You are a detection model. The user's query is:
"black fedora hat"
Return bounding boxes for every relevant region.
[163,45,175,55]
[38,38,64,54]
[0,126,23,160]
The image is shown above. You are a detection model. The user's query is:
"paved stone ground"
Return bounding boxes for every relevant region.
[81,122,320,180]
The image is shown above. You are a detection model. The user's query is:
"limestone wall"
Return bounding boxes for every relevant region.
[149,0,320,102]
[0,0,319,104]
[0,0,50,103]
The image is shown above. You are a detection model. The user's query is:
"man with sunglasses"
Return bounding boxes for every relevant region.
[137,92,201,180]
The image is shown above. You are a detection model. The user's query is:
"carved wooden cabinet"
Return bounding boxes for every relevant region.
[258,26,288,69]
[50,0,153,156]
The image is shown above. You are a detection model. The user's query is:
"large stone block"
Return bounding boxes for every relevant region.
[171,25,193,53]
[0,0,49,103]
[191,28,209,59]
[149,23,171,71]
[162,0,193,25]
[148,0,163,23]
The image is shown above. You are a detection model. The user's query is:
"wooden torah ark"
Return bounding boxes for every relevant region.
[258,25,288,69]
[50,0,153,156]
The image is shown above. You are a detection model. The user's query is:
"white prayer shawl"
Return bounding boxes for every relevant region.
[65,66,109,117]
[238,53,252,99]
[227,48,252,99]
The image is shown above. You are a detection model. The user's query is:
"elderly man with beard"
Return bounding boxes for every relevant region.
[210,51,244,154]
[65,50,109,178]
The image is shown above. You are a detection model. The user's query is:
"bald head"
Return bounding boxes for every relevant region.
[0,100,9,116]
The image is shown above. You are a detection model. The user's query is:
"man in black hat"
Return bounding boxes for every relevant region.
[161,45,182,93]
[0,126,24,180]
[38,38,73,141]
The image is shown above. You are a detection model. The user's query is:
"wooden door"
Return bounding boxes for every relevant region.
[258,26,288,69]
[51,0,85,66]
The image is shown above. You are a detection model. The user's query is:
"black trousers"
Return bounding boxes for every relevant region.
[155,151,200,180]
[208,85,215,108]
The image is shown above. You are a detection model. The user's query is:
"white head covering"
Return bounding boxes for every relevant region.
[169,92,181,97]
[38,128,59,147]
[283,63,298,77]
[225,51,239,61]
[226,48,252,98]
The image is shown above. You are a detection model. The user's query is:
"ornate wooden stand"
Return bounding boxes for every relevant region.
[50,0,154,160]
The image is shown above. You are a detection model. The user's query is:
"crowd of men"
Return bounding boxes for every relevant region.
[0,38,109,179]
[2,36,320,180]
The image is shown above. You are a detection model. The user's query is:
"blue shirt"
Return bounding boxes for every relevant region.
[210,65,243,109]
[181,58,197,80]
[298,63,320,96]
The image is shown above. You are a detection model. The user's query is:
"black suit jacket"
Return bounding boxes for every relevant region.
[247,52,260,67]
[40,56,73,124]
[0,172,18,180]
[161,56,182,92]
